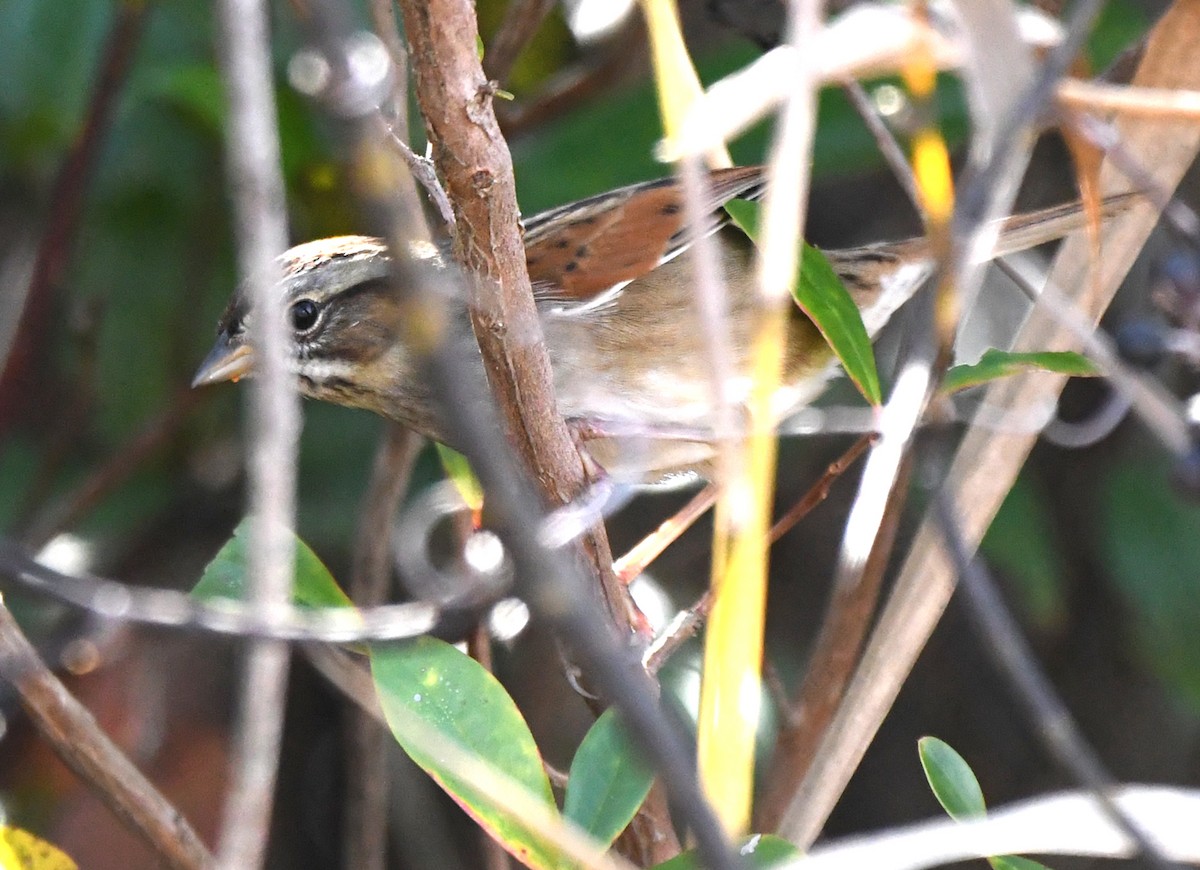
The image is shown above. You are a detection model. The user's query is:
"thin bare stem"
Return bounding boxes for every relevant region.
[679,156,737,484]
[0,604,213,869]
[0,538,449,642]
[840,78,922,212]
[644,591,712,674]
[368,0,410,136]
[1059,78,1200,118]
[755,443,910,831]
[213,0,298,860]
[614,484,716,584]
[768,433,874,544]
[379,117,457,229]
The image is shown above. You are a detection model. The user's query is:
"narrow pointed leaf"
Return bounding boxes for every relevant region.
[436,443,484,513]
[919,736,986,820]
[372,638,564,869]
[563,709,654,848]
[920,738,1052,870]
[725,198,881,405]
[943,349,1097,395]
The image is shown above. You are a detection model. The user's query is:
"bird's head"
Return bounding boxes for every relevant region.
[192,235,444,431]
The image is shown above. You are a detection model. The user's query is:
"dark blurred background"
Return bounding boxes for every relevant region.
[1,0,1197,866]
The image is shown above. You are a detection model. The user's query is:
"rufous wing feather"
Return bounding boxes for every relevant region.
[524,165,764,300]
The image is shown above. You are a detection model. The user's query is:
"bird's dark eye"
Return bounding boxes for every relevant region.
[290,299,320,333]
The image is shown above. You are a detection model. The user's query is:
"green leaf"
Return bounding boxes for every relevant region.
[651,834,802,869]
[563,709,654,848]
[724,199,881,405]
[192,518,352,608]
[435,443,484,512]
[371,638,564,868]
[990,856,1053,870]
[943,349,1097,395]
[919,736,986,821]
[920,738,1053,870]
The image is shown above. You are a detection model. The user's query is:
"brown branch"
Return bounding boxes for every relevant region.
[0,0,149,431]
[343,424,422,870]
[397,0,636,637]
[396,4,697,863]
[483,0,557,84]
[0,604,212,869]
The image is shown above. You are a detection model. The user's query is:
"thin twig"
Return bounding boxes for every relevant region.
[755,439,912,830]
[0,603,213,869]
[379,117,456,230]
[1059,78,1200,118]
[343,424,423,870]
[0,539,457,642]
[644,591,712,675]
[679,156,737,485]
[483,0,557,84]
[0,0,149,430]
[368,0,410,136]
[214,0,299,860]
[614,484,716,585]
[768,433,875,543]
[840,78,922,211]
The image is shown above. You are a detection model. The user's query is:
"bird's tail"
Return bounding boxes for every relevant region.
[990,191,1139,257]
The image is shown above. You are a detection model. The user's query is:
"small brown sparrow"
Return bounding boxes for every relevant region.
[193,166,1117,482]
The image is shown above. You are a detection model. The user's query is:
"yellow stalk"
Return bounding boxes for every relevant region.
[638,0,731,167]
[697,308,789,833]
[903,4,956,337]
